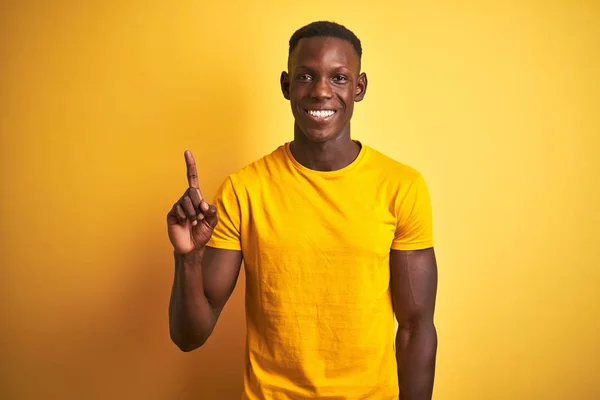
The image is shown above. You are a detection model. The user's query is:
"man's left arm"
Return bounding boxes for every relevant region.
[391,247,438,400]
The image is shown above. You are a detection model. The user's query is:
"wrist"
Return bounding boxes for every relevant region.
[174,245,205,256]
[174,246,205,267]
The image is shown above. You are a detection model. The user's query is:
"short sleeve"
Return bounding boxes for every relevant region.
[206,176,242,251]
[391,174,434,251]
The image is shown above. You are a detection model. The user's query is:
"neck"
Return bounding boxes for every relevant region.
[291,127,361,172]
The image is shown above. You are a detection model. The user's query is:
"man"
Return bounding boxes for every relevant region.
[168,21,438,400]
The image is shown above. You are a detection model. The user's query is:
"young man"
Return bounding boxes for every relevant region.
[168,21,438,400]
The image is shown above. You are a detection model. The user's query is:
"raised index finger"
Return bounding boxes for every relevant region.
[184,150,200,190]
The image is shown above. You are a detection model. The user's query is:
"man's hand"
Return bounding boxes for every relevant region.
[167,150,218,254]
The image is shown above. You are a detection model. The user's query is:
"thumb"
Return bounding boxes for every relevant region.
[204,204,218,228]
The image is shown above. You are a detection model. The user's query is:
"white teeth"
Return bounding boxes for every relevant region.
[307,110,335,118]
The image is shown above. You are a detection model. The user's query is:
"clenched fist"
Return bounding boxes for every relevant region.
[167,150,218,254]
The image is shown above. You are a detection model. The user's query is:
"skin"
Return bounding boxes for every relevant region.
[392,248,438,400]
[168,35,438,399]
[167,151,242,351]
[280,36,367,171]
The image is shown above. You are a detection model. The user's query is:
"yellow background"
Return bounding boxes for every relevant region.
[1,1,598,399]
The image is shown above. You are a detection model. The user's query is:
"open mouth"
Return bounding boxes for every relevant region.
[305,109,337,121]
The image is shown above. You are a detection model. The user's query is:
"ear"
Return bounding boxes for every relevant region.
[355,72,368,102]
[280,71,290,100]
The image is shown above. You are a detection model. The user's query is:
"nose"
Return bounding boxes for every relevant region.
[310,77,333,100]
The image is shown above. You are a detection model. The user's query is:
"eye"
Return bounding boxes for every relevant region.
[297,74,312,81]
[333,74,349,82]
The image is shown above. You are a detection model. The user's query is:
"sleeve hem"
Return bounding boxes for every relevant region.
[391,240,434,251]
[206,239,241,251]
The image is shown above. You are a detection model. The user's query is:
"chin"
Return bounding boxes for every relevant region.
[300,127,342,143]
[304,132,331,142]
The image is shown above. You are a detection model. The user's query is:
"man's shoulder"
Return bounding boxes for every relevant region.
[364,144,423,182]
[225,143,289,187]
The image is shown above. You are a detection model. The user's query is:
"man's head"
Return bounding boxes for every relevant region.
[281,21,367,143]
[287,21,363,71]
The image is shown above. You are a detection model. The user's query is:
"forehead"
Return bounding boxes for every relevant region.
[289,36,359,71]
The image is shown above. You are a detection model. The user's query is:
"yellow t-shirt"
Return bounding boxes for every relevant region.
[207,141,434,400]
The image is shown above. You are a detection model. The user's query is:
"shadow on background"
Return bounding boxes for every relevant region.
[0,9,253,394]
[44,64,252,399]
[117,67,252,400]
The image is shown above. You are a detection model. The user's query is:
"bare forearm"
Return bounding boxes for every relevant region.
[169,247,216,351]
[396,322,437,400]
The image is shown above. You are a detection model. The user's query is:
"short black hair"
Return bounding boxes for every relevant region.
[288,21,362,59]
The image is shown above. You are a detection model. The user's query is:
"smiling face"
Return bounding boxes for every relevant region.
[281,36,367,143]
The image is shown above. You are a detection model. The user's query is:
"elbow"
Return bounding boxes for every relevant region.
[168,308,214,352]
[397,316,436,335]
[397,317,438,350]
[176,343,201,353]
[396,318,438,367]
[170,329,208,352]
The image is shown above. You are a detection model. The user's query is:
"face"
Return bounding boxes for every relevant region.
[281,36,367,143]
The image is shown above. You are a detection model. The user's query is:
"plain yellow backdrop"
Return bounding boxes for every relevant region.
[1,0,599,399]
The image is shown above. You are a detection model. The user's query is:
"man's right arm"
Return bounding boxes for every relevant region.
[166,149,243,352]
[169,245,242,352]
